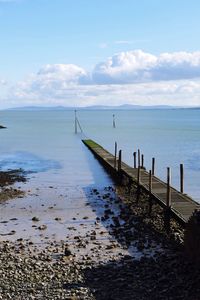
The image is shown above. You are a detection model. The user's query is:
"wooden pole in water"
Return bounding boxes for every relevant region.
[133,152,137,168]
[167,167,171,208]
[180,163,184,193]
[113,114,116,128]
[138,149,141,168]
[149,170,152,194]
[114,142,117,169]
[165,167,171,233]
[118,150,122,172]
[137,166,141,185]
[141,154,144,169]
[74,110,77,134]
[136,166,141,202]
[149,170,152,215]
[152,157,155,176]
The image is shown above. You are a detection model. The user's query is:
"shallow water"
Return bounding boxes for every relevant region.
[0,108,200,201]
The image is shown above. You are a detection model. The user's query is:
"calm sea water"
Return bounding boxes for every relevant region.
[0,109,200,201]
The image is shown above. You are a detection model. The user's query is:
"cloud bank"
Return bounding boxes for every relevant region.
[92,50,200,84]
[3,50,200,108]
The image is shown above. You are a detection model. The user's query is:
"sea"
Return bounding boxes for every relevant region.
[0,108,200,202]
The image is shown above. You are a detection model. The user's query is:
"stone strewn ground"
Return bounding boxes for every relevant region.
[0,170,26,188]
[0,170,26,202]
[84,253,200,300]
[0,240,93,299]
[0,184,200,299]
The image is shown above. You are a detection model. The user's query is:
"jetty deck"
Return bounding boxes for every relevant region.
[82,139,200,225]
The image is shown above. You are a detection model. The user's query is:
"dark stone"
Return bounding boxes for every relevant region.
[64,247,72,256]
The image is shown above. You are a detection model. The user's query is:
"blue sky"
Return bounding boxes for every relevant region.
[1,0,200,107]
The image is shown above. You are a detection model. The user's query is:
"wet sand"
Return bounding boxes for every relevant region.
[0,172,200,299]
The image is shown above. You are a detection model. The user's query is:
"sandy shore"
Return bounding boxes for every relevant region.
[0,171,200,299]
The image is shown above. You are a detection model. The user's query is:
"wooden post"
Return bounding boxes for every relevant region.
[114,142,117,169]
[152,157,155,175]
[149,170,152,215]
[141,154,144,169]
[137,166,141,202]
[165,167,171,233]
[118,150,122,172]
[167,167,171,208]
[137,166,140,185]
[138,149,141,168]
[133,152,137,168]
[180,163,184,193]
[149,170,152,194]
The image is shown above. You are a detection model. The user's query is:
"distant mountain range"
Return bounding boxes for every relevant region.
[4,104,187,111]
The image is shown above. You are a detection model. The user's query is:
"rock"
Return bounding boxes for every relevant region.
[64,247,72,256]
[38,225,47,230]
[8,230,16,235]
[32,216,40,222]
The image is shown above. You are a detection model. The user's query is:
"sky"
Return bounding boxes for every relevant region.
[1,0,200,108]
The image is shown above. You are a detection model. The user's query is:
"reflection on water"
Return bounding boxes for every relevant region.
[0,152,62,173]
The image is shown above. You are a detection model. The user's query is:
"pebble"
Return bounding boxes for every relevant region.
[32,216,40,222]
[38,225,47,230]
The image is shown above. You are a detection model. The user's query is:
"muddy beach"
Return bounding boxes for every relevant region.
[0,171,200,300]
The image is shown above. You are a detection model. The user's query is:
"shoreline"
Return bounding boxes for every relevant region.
[0,171,200,299]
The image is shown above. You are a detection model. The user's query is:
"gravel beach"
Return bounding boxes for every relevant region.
[0,173,200,299]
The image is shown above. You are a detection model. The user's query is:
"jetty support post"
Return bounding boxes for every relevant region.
[180,163,184,193]
[136,165,141,203]
[164,167,171,233]
[118,150,122,172]
[152,157,155,176]
[114,142,117,169]
[149,170,153,215]
[138,149,141,168]
[133,152,137,168]
[118,150,122,184]
[141,154,144,169]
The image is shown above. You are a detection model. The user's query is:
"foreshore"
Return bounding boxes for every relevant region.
[0,171,200,299]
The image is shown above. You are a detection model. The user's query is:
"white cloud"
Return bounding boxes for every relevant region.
[3,50,200,108]
[92,50,200,84]
[9,76,200,107]
[37,63,89,84]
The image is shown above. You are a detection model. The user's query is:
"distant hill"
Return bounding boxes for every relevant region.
[4,104,182,111]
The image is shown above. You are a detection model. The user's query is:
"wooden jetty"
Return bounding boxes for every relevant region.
[82,139,200,226]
